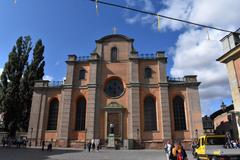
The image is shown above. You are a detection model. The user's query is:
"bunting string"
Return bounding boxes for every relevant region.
[95,0,99,16]
[89,0,238,34]
[157,15,160,32]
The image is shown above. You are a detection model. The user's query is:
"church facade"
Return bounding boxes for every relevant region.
[28,34,203,149]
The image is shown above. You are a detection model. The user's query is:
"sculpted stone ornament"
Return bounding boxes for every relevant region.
[110,123,115,134]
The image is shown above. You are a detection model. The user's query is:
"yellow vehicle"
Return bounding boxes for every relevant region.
[194,135,240,160]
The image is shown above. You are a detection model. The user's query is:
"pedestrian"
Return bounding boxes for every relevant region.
[47,139,53,152]
[191,140,197,156]
[16,137,21,148]
[41,140,45,151]
[176,143,187,160]
[169,142,177,160]
[92,141,95,152]
[97,141,100,152]
[87,141,92,152]
[164,140,171,160]
[2,136,6,148]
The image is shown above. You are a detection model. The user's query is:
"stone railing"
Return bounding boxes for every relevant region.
[48,81,64,87]
[138,53,156,59]
[167,75,197,83]
[78,56,90,61]
[167,77,185,82]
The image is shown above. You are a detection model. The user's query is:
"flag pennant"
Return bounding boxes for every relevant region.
[96,0,99,16]
[206,28,210,40]
[157,15,161,32]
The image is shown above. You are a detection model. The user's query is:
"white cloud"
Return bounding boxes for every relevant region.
[0,68,3,76]
[43,75,53,81]
[55,61,60,66]
[125,0,155,25]
[123,0,240,114]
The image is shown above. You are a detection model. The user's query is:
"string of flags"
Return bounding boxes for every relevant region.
[90,0,236,34]
[157,15,160,32]
[95,0,98,16]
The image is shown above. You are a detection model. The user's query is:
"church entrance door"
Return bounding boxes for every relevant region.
[107,112,121,137]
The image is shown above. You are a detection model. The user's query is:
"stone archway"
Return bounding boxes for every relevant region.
[103,102,126,143]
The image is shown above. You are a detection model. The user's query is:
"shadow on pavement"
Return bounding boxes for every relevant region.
[0,147,82,160]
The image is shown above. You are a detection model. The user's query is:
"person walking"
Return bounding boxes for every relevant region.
[87,141,92,152]
[47,139,53,152]
[169,142,177,160]
[92,141,96,152]
[176,143,187,160]
[2,136,6,148]
[164,140,171,160]
[41,140,45,151]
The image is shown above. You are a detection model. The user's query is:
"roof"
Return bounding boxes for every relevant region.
[216,45,240,63]
[210,104,234,120]
[96,34,134,43]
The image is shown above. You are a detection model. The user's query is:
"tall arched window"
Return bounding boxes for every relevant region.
[79,69,86,80]
[144,67,152,78]
[75,97,86,130]
[47,99,59,130]
[144,96,157,131]
[111,47,118,61]
[173,96,186,131]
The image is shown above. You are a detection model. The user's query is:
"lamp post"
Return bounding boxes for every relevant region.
[137,129,140,149]
[29,127,33,147]
[84,129,87,149]
[195,129,198,139]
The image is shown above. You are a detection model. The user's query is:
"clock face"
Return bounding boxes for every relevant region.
[104,79,124,98]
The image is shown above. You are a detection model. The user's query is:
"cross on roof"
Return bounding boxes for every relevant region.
[112,26,117,34]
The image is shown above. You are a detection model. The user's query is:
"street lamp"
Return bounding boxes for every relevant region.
[195,129,198,139]
[84,128,87,149]
[29,127,33,147]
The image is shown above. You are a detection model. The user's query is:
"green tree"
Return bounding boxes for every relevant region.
[19,40,45,131]
[0,36,45,136]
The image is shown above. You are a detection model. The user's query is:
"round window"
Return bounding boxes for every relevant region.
[104,78,124,98]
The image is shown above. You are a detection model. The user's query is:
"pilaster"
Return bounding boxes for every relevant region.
[57,55,76,147]
[86,53,99,140]
[128,58,141,142]
[58,87,72,147]
[186,85,203,138]
[159,84,171,140]
[28,80,49,146]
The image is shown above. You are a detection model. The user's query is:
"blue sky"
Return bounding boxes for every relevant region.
[1,0,239,115]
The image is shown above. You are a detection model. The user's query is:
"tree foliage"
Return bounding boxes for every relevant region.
[0,36,45,137]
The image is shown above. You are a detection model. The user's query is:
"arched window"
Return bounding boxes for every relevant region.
[79,69,86,80]
[111,47,118,62]
[47,99,59,130]
[144,67,152,78]
[144,96,157,131]
[173,96,186,131]
[75,97,86,130]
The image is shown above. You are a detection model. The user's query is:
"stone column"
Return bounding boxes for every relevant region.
[157,51,172,141]
[57,55,76,147]
[86,53,99,140]
[28,80,49,146]
[128,57,141,148]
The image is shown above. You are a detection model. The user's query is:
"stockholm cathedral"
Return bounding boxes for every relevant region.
[28,34,203,149]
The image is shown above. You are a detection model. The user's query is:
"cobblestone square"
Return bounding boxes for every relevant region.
[0,148,194,160]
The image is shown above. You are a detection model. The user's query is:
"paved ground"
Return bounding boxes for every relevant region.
[0,147,195,160]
